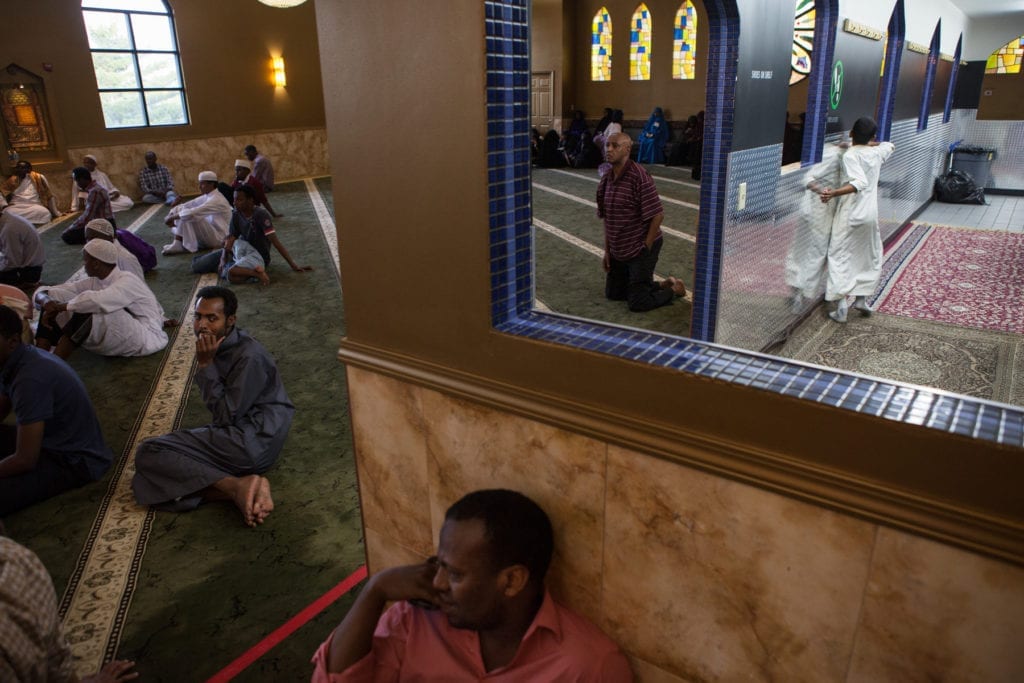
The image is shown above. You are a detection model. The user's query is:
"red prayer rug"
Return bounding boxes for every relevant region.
[874,225,1024,334]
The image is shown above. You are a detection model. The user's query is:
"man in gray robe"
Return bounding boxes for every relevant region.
[131,285,294,526]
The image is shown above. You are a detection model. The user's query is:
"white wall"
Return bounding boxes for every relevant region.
[840,0,966,54]
[963,12,1024,61]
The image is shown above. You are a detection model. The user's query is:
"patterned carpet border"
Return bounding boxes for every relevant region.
[59,273,218,676]
[869,222,933,308]
[875,226,1024,335]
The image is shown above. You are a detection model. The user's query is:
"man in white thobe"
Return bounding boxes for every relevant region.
[0,200,46,286]
[162,171,231,254]
[1,161,59,225]
[33,239,167,359]
[84,218,143,280]
[69,155,134,213]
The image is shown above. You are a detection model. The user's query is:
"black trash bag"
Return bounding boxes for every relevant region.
[934,169,986,205]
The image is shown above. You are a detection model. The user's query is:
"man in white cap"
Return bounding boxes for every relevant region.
[0,197,45,286]
[162,171,232,255]
[232,158,281,217]
[69,154,134,213]
[33,239,168,359]
[84,218,143,280]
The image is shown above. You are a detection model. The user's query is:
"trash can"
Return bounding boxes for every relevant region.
[950,145,996,188]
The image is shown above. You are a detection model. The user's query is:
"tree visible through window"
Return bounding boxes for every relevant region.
[592,7,612,81]
[81,0,188,128]
[630,4,652,81]
[673,2,697,80]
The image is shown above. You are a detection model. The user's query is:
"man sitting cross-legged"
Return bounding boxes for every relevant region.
[0,161,59,225]
[162,171,232,255]
[0,199,45,287]
[61,167,115,245]
[131,286,294,527]
[190,184,312,281]
[33,240,168,360]
[312,489,634,681]
[0,305,112,517]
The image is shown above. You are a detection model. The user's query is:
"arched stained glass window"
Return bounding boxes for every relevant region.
[80,0,188,128]
[790,0,815,85]
[673,2,698,80]
[986,35,1023,74]
[591,8,613,81]
[880,35,888,76]
[630,4,652,80]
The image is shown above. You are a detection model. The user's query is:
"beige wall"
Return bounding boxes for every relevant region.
[2,0,324,177]
[350,368,1024,682]
[977,71,1024,120]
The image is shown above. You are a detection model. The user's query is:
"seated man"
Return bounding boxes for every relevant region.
[0,305,112,516]
[138,151,179,206]
[69,154,134,213]
[312,489,634,681]
[0,161,59,225]
[61,167,115,245]
[131,286,294,527]
[84,218,144,280]
[33,239,168,360]
[232,158,281,217]
[0,199,45,287]
[0,535,137,682]
[162,171,232,255]
[85,217,157,274]
[190,184,312,279]
[243,144,275,191]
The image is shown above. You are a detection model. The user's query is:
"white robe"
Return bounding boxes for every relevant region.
[5,177,56,225]
[41,267,167,357]
[0,211,46,271]
[166,190,231,252]
[785,147,843,298]
[826,141,895,301]
[70,170,133,213]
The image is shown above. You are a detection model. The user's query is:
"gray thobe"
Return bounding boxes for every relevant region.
[131,327,294,511]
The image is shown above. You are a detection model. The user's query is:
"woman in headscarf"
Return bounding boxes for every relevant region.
[637,107,669,164]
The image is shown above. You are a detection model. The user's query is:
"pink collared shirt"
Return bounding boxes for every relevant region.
[311,590,633,682]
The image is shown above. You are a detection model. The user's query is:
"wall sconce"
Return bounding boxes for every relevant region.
[272,57,287,87]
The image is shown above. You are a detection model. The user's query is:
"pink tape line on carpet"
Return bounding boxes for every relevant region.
[206,564,368,683]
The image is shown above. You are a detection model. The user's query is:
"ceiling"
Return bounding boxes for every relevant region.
[949,0,1024,18]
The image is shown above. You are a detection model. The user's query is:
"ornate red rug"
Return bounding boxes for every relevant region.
[875,226,1024,334]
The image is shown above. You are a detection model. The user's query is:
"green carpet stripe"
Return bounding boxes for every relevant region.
[60,273,218,677]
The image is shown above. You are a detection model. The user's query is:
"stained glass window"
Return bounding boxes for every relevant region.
[81,0,188,128]
[591,8,612,81]
[790,0,815,85]
[630,4,653,80]
[673,2,698,80]
[880,35,887,76]
[985,35,1023,74]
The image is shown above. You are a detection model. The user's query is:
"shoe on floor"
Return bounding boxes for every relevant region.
[852,296,874,316]
[162,241,186,255]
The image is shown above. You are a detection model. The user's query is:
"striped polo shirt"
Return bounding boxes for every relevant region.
[596,160,663,260]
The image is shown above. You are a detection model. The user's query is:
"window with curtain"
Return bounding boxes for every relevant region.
[81,0,188,128]
[591,7,613,81]
[672,2,698,80]
[790,0,815,85]
[986,34,1023,74]
[630,4,653,80]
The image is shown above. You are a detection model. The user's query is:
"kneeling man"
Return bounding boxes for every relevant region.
[33,240,167,359]
[132,286,294,527]
[0,305,112,516]
[313,489,633,681]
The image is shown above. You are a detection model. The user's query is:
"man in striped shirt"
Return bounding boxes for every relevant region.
[596,133,685,311]
[60,167,114,245]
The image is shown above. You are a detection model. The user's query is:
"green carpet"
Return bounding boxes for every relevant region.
[4,181,365,681]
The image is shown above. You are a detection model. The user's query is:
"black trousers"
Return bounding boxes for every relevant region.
[605,237,674,312]
[0,425,94,517]
[0,265,42,286]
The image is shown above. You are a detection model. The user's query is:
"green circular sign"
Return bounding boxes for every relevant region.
[830,60,844,110]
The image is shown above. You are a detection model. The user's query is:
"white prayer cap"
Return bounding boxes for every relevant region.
[85,218,115,237]
[83,238,118,264]
[83,154,98,163]
[234,158,251,171]
[198,171,218,182]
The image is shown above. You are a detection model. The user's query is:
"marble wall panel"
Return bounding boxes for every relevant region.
[847,527,1024,683]
[346,367,434,559]
[63,127,328,208]
[602,445,876,682]
[364,526,431,577]
[417,387,610,626]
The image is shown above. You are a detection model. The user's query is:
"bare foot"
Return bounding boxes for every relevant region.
[232,474,261,527]
[670,278,687,298]
[255,267,270,287]
[253,477,274,524]
[163,318,180,328]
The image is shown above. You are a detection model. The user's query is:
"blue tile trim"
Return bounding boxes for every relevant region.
[943,35,961,124]
[689,0,739,342]
[800,0,839,166]
[876,0,905,141]
[484,0,1024,448]
[917,22,941,131]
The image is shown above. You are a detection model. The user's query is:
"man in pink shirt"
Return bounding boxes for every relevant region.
[311,489,633,681]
